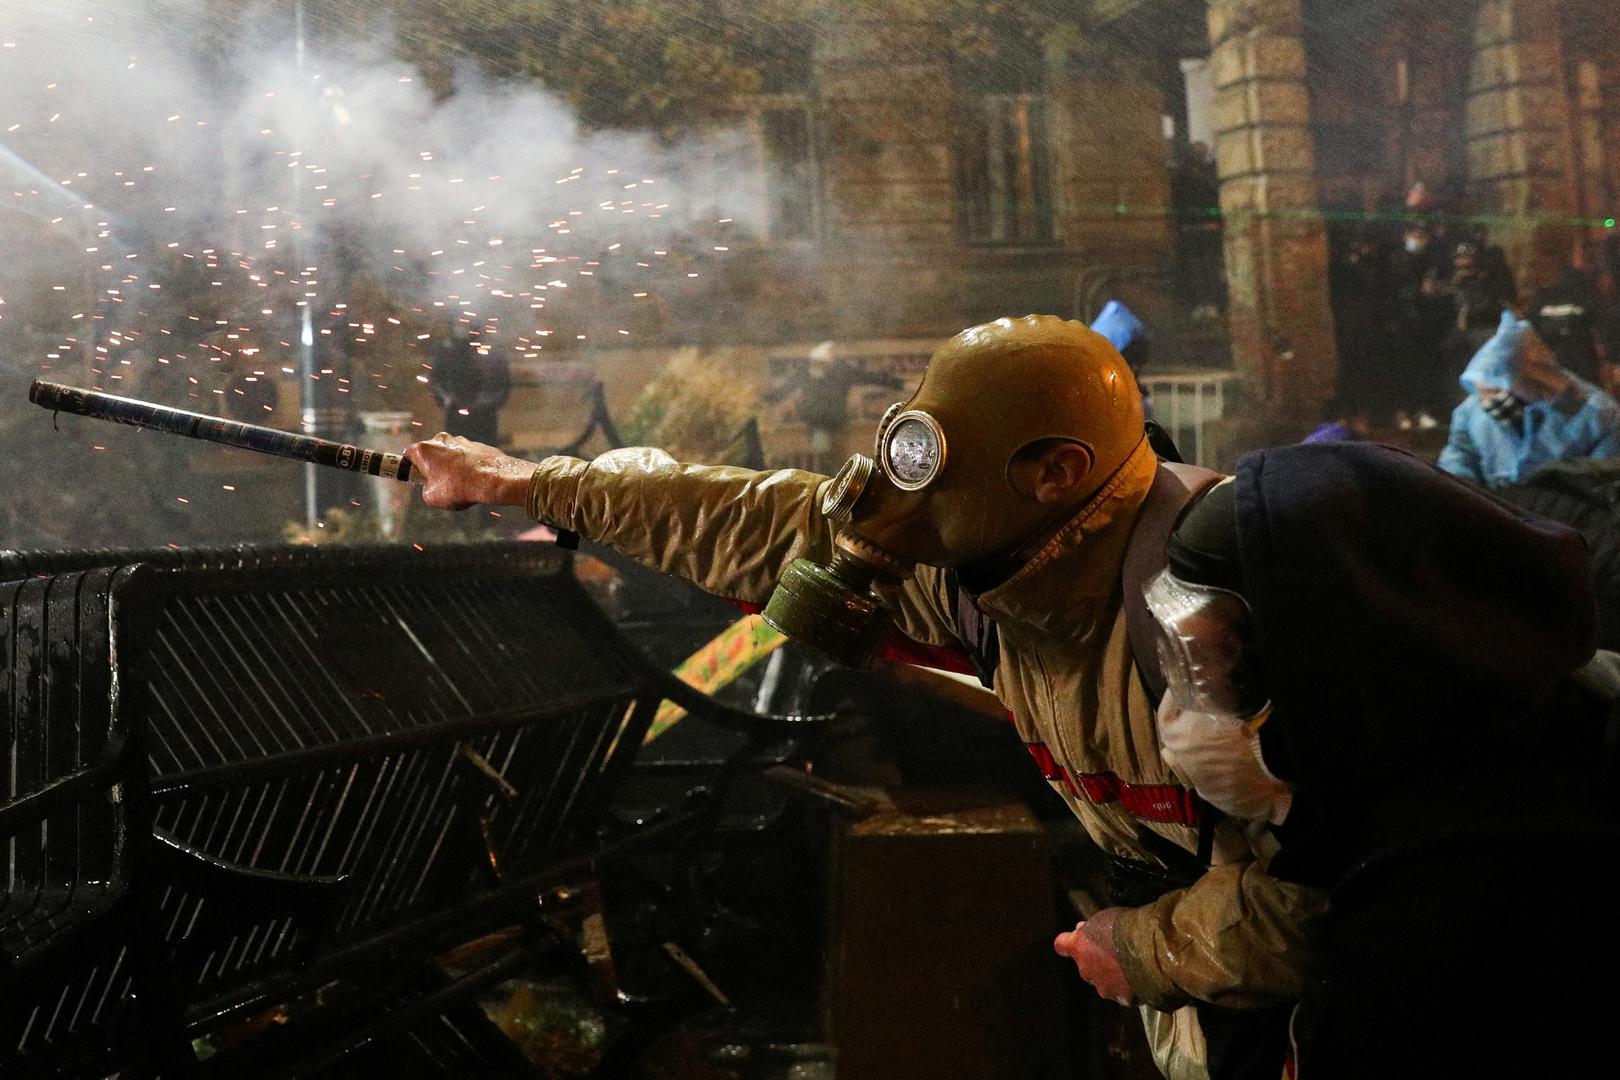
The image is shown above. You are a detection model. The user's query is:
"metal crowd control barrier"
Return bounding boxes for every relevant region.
[0,542,824,1077]
[1138,369,1241,469]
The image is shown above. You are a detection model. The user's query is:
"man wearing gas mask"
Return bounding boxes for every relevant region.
[405,315,1317,1077]
[405,315,1611,1077]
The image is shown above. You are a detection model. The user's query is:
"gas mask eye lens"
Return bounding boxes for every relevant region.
[874,401,905,459]
[882,412,945,491]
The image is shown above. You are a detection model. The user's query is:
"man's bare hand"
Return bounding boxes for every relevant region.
[403,433,536,511]
[1054,908,1136,1006]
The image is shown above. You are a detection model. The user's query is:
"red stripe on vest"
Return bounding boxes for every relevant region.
[1024,743,1200,827]
[874,632,980,676]
[1116,781,1201,827]
[1024,744,1078,795]
[1027,743,1061,781]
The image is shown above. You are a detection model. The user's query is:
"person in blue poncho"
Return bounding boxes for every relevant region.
[1090,300,1154,418]
[1437,308,1620,486]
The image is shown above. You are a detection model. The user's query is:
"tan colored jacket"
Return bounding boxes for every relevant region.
[526,439,1325,1011]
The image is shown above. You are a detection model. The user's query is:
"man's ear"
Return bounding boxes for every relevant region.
[1009,439,1095,504]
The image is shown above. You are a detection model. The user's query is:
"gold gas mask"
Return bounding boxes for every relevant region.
[761,406,938,665]
[761,315,1148,666]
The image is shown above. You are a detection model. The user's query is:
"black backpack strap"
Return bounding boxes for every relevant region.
[1144,419,1185,464]
[1129,816,1215,884]
[1119,461,1234,899]
[945,570,1000,689]
[1122,459,1224,705]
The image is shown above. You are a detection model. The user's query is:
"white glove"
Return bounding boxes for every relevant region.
[1157,696,1293,825]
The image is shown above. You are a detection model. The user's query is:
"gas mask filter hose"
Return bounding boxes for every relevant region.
[762,454,912,666]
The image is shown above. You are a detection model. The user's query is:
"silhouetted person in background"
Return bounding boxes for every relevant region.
[1392,219,1453,426]
[1438,230,1517,408]
[429,325,511,448]
[1329,225,1400,419]
[1170,142,1225,320]
[1602,238,1620,385]
[1532,264,1607,384]
[766,342,901,473]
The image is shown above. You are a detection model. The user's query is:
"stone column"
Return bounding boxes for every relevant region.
[1602,50,1620,231]
[1206,0,1338,426]
[1465,0,1581,277]
[1568,36,1620,269]
[1402,18,1472,194]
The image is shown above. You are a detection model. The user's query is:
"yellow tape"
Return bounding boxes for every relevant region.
[644,614,788,743]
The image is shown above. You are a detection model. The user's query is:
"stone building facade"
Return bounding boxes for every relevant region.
[511,0,1620,461]
[1227,0,1620,431]
[510,11,1206,463]
[729,13,1185,342]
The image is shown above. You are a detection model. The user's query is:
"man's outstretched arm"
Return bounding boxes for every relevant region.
[404,434,962,646]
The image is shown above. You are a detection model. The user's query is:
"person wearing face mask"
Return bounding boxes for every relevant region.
[1436,234,1517,406]
[1438,308,1620,487]
[403,315,1326,1080]
[1391,224,1453,427]
[1145,441,1619,1077]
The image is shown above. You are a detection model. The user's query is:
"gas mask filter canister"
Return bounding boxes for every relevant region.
[762,452,912,666]
[760,406,946,666]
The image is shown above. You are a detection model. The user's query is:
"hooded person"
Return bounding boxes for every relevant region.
[403,315,1327,1080]
[1141,441,1619,1076]
[1438,308,1620,486]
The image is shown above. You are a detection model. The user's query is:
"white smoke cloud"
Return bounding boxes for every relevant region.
[0,0,768,548]
[0,0,759,359]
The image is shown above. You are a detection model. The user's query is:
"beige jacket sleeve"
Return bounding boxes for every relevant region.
[525,448,960,648]
[1112,859,1329,1011]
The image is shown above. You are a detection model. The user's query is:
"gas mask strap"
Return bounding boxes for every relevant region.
[1122,458,1225,705]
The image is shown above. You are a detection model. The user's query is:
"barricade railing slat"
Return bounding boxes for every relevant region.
[0,541,823,1077]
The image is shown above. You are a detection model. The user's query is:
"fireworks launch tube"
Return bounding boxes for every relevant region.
[28,380,416,482]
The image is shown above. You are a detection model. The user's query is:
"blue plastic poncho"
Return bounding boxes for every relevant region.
[1439,310,1620,486]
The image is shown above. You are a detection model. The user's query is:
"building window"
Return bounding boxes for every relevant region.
[956,93,1054,244]
[763,107,816,241]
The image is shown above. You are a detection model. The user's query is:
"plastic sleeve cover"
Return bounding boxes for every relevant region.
[1112,861,1328,1011]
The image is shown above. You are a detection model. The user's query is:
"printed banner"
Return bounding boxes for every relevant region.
[644,614,788,743]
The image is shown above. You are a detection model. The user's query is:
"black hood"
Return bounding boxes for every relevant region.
[1234,442,1595,800]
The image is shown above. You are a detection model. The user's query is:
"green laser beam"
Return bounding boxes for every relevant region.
[1078,204,1620,229]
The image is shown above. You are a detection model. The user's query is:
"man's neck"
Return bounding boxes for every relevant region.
[955,501,1088,595]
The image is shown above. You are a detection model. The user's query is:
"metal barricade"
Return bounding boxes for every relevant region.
[0,542,821,1077]
[1138,370,1243,469]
